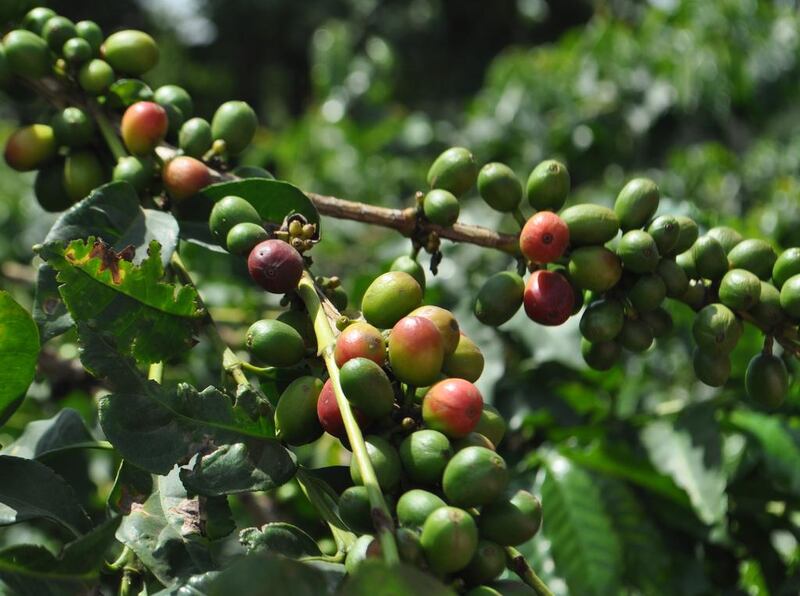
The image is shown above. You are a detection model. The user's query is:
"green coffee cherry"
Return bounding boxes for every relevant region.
[209,195,262,244]
[640,307,672,338]
[154,85,193,119]
[338,486,373,534]
[693,348,731,387]
[50,107,93,148]
[657,258,689,297]
[751,282,785,329]
[727,239,777,280]
[453,432,495,452]
[614,177,659,231]
[276,310,316,352]
[389,255,426,291]
[618,230,660,273]
[113,156,155,192]
[0,46,10,87]
[779,274,800,318]
[474,271,524,327]
[581,337,621,370]
[42,16,76,53]
[675,249,697,278]
[442,334,484,382]
[62,37,91,65]
[679,279,708,310]
[226,223,268,256]
[618,318,654,352]
[706,226,743,254]
[772,247,800,289]
[75,21,102,54]
[427,147,478,197]
[102,30,159,75]
[473,404,506,447]
[160,103,184,142]
[397,489,447,529]
[461,540,506,586]
[3,29,50,78]
[399,429,452,485]
[669,215,699,256]
[568,246,623,292]
[63,151,105,201]
[745,353,788,408]
[647,215,680,255]
[274,376,324,445]
[719,269,761,311]
[211,100,258,155]
[478,490,542,546]
[34,161,72,212]
[245,319,305,367]
[691,236,728,280]
[628,274,667,313]
[442,446,508,507]
[22,7,56,35]
[179,117,213,158]
[477,162,521,212]
[350,435,401,491]
[580,298,624,343]
[396,527,424,566]
[692,303,742,354]
[340,357,395,419]
[420,506,478,574]
[78,59,114,95]
[423,189,459,226]
[560,204,619,246]
[526,159,570,211]
[361,271,422,329]
[233,165,274,179]
[345,535,378,575]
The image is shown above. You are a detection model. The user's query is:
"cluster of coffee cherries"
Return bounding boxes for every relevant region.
[1,6,263,210]
[418,146,796,407]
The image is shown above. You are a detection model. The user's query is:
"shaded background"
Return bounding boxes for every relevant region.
[1,1,800,594]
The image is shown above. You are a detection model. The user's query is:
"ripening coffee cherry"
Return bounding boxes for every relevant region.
[340,357,394,419]
[316,379,367,439]
[62,37,92,65]
[4,124,55,171]
[154,85,193,120]
[162,156,212,201]
[22,7,56,36]
[113,156,155,192]
[442,334,484,382]
[247,239,304,294]
[423,189,459,226]
[615,177,659,231]
[121,101,168,156]
[422,378,483,438]
[474,271,524,327]
[559,203,619,246]
[669,215,700,256]
[338,486,373,534]
[751,282,785,329]
[519,211,569,264]
[478,162,522,212]
[420,506,478,574]
[693,348,731,387]
[479,490,542,547]
[707,226,743,254]
[526,159,570,211]
[42,16,76,52]
[102,30,159,75]
[657,258,689,297]
[274,376,324,445]
[773,247,800,289]
[523,269,575,326]
[618,230,660,273]
[51,107,93,148]
[409,305,460,355]
[646,215,680,255]
[580,298,625,343]
[350,435,402,491]
[399,430,452,486]
[427,147,478,197]
[780,274,800,319]
[474,404,506,447]
[692,303,742,354]
[397,489,447,529]
[208,195,261,243]
[443,446,508,507]
[334,322,385,368]
[246,319,305,367]
[627,274,667,313]
[388,316,444,387]
[226,223,268,256]
[389,255,426,291]
[727,239,776,281]
[691,235,729,281]
[581,337,621,370]
[3,29,50,78]
[211,100,257,155]
[34,161,72,212]
[361,271,422,329]
[63,151,106,201]
[77,59,114,95]
[745,353,788,408]
[75,21,103,54]
[179,117,213,158]
[719,269,761,311]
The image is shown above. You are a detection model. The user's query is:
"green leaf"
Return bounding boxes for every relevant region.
[41,238,203,365]
[540,451,623,596]
[0,409,99,460]
[340,560,456,596]
[728,409,800,496]
[641,407,728,525]
[107,78,154,108]
[0,455,92,536]
[198,553,332,596]
[0,291,40,427]
[107,460,153,515]
[32,265,73,344]
[296,468,356,553]
[239,522,322,558]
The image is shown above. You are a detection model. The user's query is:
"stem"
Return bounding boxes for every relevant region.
[106,546,133,572]
[147,362,164,383]
[505,546,554,596]
[240,361,278,377]
[512,207,528,229]
[91,103,127,162]
[296,273,400,565]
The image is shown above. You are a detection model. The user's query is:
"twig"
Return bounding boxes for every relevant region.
[506,546,555,596]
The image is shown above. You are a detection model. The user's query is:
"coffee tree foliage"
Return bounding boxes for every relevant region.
[0,1,799,595]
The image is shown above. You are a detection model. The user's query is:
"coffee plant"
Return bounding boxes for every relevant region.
[0,2,798,595]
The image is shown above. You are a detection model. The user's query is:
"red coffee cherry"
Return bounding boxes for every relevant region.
[422,378,484,438]
[316,379,367,439]
[162,156,212,201]
[121,101,168,156]
[247,239,304,294]
[519,211,570,264]
[334,322,386,368]
[523,269,574,326]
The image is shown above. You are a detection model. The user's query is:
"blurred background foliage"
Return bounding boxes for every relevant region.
[2,0,800,594]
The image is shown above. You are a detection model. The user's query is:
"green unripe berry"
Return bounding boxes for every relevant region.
[668,215,699,256]
[154,85,194,119]
[51,107,94,148]
[692,303,742,354]
[617,230,660,273]
[442,334,484,382]
[559,204,619,246]
[478,490,542,547]
[618,318,654,352]
[628,274,667,313]
[22,8,56,36]
[442,446,508,507]
[226,222,268,256]
[461,540,506,586]
[211,100,258,155]
[102,30,159,75]
[350,435,402,491]
[3,29,51,78]
[427,147,478,197]
[338,486,373,534]
[477,162,521,212]
[420,506,478,574]
[780,274,800,319]
[751,282,785,329]
[232,165,274,179]
[474,271,524,327]
[75,21,103,54]
[361,271,422,329]
[399,430,452,485]
[179,117,213,158]
[245,319,305,367]
[160,103,184,142]
[679,279,708,310]
[340,357,395,419]
[745,353,788,408]
[474,404,506,447]
[42,17,76,53]
[396,489,447,529]
[675,249,697,278]
[727,239,777,280]
[526,159,570,211]
[773,248,800,289]
[615,177,659,231]
[62,37,91,64]
[706,226,743,254]
[581,338,621,370]
[63,151,106,201]
[640,307,673,338]
[647,215,680,255]
[719,269,761,311]
[78,59,114,95]
[423,189,459,226]
[657,258,689,297]
[568,246,623,292]
[34,161,72,212]
[693,348,731,387]
[209,195,262,244]
[274,376,323,445]
[580,298,625,343]
[691,236,728,280]
[389,255,426,291]
[113,156,155,192]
